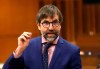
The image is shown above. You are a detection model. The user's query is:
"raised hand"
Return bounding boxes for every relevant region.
[14,32,32,58]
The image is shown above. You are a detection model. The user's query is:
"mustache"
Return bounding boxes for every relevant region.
[46,30,57,34]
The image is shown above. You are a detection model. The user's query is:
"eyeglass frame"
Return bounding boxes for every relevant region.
[40,20,61,28]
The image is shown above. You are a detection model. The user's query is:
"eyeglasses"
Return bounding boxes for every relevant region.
[41,20,60,28]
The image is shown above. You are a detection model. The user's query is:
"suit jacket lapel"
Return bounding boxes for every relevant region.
[49,37,63,69]
[35,36,43,69]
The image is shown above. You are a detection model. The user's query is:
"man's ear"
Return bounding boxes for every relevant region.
[37,24,41,30]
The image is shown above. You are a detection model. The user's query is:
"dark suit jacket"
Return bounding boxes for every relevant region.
[3,36,82,69]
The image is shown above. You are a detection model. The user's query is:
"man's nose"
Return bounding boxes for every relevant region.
[48,23,54,30]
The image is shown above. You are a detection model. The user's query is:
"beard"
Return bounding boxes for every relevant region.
[42,30,60,42]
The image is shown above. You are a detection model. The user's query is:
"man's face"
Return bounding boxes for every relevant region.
[37,14,61,42]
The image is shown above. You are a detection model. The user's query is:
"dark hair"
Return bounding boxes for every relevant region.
[36,4,63,24]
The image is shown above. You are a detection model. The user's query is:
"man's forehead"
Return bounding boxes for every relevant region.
[41,14,59,22]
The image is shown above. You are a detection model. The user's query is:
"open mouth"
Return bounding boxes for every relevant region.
[47,33,55,36]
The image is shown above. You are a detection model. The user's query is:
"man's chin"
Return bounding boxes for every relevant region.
[46,37,55,42]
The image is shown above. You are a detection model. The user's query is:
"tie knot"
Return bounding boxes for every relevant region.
[43,43,56,53]
[44,43,56,48]
[44,43,51,50]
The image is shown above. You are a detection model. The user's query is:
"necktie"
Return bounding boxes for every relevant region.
[42,43,51,69]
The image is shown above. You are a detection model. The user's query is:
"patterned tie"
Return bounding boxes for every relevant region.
[42,43,52,69]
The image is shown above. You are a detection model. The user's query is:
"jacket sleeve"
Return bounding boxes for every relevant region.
[2,54,24,69]
[69,48,82,69]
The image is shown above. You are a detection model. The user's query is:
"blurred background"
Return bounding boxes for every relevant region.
[0,0,100,69]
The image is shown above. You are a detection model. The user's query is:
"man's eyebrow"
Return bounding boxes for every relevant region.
[42,20,49,23]
[53,19,59,22]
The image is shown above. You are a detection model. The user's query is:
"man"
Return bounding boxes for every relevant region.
[3,4,82,69]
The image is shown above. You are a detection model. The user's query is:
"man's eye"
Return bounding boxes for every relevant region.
[53,21,59,24]
[44,22,49,25]
[53,20,59,23]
